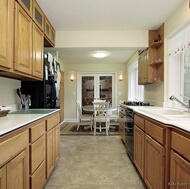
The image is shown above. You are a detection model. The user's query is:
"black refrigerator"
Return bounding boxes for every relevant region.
[21,53,60,109]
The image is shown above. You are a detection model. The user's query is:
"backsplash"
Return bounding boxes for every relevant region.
[0,77,21,111]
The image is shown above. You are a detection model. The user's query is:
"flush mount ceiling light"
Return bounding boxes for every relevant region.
[92,51,109,58]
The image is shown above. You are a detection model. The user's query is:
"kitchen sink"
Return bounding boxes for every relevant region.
[139,108,190,120]
[10,109,56,114]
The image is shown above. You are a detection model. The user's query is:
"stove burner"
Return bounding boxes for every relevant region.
[124,101,150,106]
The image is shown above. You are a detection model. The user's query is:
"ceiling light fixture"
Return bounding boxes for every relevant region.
[92,51,108,58]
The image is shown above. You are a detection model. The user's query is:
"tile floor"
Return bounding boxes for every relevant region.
[44,135,146,189]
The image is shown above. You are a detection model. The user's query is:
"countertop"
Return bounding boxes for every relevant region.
[120,104,190,133]
[0,109,60,137]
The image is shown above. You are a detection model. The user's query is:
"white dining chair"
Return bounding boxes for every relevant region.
[76,101,93,131]
[108,105,120,129]
[93,101,110,136]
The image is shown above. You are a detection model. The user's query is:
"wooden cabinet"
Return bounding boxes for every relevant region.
[60,70,64,122]
[32,23,44,79]
[46,113,60,178]
[7,149,28,189]
[0,0,14,71]
[138,49,149,84]
[29,120,46,189]
[0,130,29,189]
[134,114,166,189]
[134,125,145,178]
[170,131,190,188]
[138,24,164,85]
[44,16,56,47]
[14,2,33,75]
[17,0,33,18]
[144,134,165,189]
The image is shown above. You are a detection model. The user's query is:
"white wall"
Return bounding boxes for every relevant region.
[0,77,21,110]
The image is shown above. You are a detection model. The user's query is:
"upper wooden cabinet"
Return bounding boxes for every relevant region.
[138,24,164,85]
[32,23,44,79]
[44,16,56,47]
[0,0,14,70]
[17,0,33,18]
[14,2,33,75]
[33,1,44,32]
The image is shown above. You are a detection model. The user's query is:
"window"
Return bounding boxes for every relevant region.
[168,23,190,108]
[128,62,144,101]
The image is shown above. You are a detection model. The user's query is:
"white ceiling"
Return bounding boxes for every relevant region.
[37,0,184,64]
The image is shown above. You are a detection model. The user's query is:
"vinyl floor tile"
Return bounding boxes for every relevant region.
[44,135,146,189]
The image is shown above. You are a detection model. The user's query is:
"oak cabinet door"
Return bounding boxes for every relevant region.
[17,0,33,18]
[32,23,44,79]
[0,166,6,189]
[144,134,165,189]
[7,149,28,189]
[46,128,54,178]
[54,124,60,164]
[0,0,14,70]
[134,125,145,178]
[14,3,32,75]
[170,150,190,189]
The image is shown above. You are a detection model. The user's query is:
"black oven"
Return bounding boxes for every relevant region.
[123,101,152,162]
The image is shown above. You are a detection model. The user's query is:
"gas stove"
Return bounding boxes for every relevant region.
[123,101,151,106]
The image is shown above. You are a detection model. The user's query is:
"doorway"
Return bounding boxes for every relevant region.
[77,73,116,107]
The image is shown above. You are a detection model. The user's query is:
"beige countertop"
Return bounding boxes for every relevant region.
[120,104,190,133]
[0,109,60,136]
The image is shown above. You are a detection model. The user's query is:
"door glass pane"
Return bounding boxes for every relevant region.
[22,0,30,11]
[82,76,94,106]
[100,76,112,105]
[35,8,42,26]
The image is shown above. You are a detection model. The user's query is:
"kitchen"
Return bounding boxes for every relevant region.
[0,0,190,189]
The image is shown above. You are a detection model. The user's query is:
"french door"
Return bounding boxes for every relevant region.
[77,73,116,107]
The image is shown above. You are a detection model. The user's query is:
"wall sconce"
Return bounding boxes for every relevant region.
[70,75,74,81]
[119,75,123,81]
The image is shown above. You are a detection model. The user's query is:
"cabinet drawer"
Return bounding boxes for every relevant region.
[171,131,190,161]
[0,130,28,166]
[119,106,126,116]
[30,120,45,142]
[30,160,46,189]
[119,113,126,128]
[30,135,45,174]
[134,115,145,131]
[46,113,60,131]
[145,120,164,145]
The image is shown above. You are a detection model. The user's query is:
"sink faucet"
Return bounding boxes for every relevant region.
[169,95,190,109]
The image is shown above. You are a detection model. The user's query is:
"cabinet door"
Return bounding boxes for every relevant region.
[144,134,164,189]
[17,0,33,18]
[46,128,54,178]
[54,124,60,164]
[32,23,44,79]
[60,71,64,122]
[134,125,145,178]
[14,3,32,75]
[170,150,190,189]
[0,0,14,70]
[7,149,28,189]
[0,166,6,189]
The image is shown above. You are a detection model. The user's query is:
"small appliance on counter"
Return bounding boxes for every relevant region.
[21,52,61,109]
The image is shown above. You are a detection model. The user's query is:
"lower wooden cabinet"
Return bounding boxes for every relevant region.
[0,166,6,189]
[46,124,60,178]
[144,134,165,189]
[170,150,190,189]
[134,125,145,178]
[7,149,28,189]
